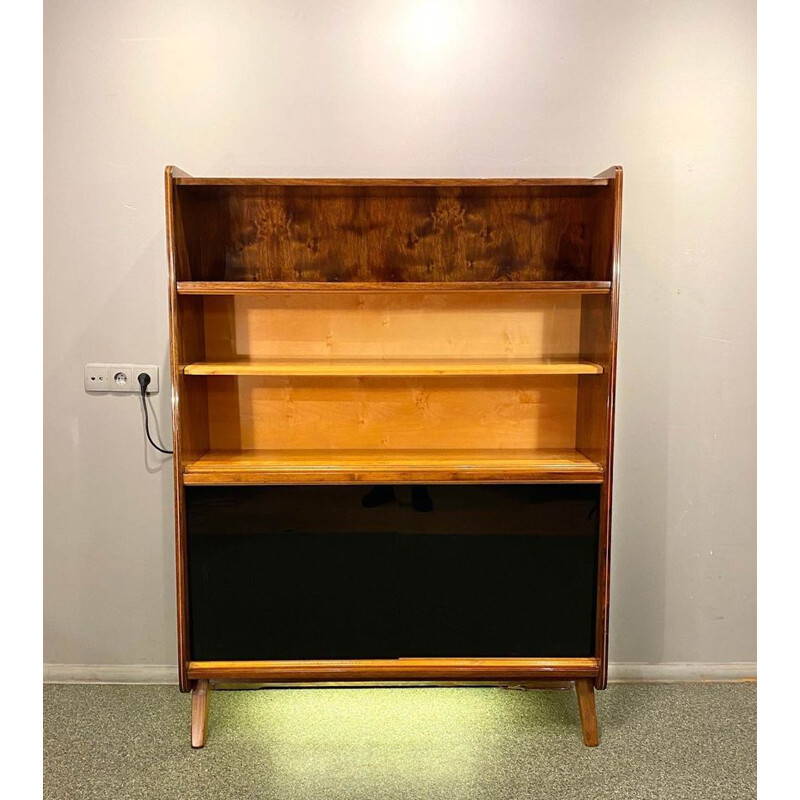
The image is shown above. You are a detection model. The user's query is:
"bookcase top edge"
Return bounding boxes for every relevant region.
[168,176,613,188]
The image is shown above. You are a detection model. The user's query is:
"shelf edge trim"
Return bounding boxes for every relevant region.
[177,281,613,295]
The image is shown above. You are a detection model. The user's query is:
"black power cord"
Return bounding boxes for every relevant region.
[138,373,173,455]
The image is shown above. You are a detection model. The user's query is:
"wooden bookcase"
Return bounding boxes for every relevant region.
[165,166,622,748]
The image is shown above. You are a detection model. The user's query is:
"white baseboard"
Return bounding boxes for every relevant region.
[44,662,756,685]
[44,664,178,684]
[608,662,756,682]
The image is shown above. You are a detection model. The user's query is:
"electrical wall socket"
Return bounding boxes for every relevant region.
[85,364,159,394]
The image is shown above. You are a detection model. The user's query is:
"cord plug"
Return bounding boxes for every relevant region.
[137,372,172,454]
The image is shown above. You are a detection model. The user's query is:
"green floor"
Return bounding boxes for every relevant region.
[44,682,756,800]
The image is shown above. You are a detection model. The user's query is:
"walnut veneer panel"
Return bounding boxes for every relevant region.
[177,185,608,283]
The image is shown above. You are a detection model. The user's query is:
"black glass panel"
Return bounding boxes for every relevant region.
[186,485,599,661]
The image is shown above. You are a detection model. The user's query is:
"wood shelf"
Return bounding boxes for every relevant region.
[183,357,604,378]
[177,281,612,295]
[182,449,604,485]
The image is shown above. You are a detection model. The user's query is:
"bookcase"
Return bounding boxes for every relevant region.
[165,166,622,748]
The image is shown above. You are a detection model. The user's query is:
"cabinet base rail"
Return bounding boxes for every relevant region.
[188,662,600,749]
[187,657,599,682]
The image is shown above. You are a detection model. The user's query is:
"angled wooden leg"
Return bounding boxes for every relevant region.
[574,679,599,746]
[191,679,211,748]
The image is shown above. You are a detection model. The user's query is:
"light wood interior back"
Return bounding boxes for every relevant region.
[201,292,583,360]
[205,375,579,452]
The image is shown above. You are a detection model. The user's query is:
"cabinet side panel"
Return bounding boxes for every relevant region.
[175,298,210,463]
[576,297,612,467]
[585,168,622,688]
[167,167,209,690]
[166,167,191,691]
[588,181,618,282]
[175,186,230,281]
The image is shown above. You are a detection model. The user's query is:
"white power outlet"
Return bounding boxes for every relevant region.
[85,364,159,394]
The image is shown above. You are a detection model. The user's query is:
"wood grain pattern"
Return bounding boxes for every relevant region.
[574,678,599,746]
[576,294,612,468]
[175,187,229,282]
[182,448,603,485]
[229,187,596,283]
[187,658,600,681]
[177,281,612,294]
[184,357,603,377]
[175,184,609,283]
[200,292,584,361]
[204,376,580,452]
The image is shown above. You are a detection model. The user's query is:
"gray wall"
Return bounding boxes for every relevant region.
[44,0,756,673]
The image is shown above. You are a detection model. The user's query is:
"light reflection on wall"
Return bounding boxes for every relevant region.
[395,1,464,61]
